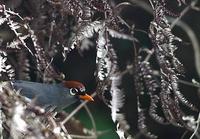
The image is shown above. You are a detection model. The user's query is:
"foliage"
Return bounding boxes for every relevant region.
[0,0,200,139]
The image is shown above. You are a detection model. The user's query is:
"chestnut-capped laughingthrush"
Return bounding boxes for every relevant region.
[5,80,94,111]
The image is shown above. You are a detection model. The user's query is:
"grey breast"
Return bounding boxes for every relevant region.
[11,80,77,110]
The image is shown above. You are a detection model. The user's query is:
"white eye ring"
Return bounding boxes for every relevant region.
[70,88,78,96]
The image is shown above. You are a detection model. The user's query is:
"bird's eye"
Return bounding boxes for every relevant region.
[70,88,78,96]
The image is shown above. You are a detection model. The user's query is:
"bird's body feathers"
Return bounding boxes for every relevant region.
[11,80,77,110]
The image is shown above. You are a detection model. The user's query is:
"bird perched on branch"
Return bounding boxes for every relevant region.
[4,80,94,111]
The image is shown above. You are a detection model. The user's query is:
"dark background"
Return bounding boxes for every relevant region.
[0,0,200,139]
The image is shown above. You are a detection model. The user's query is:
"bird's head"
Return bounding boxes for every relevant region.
[62,80,94,101]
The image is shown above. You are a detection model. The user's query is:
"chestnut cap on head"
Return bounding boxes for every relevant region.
[63,80,94,101]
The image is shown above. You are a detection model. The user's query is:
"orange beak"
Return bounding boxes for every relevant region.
[79,94,94,101]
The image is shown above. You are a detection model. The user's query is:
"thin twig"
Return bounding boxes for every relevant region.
[189,112,200,139]
[43,58,54,82]
[153,70,200,88]
[48,20,55,48]
[83,105,97,138]
[61,92,97,125]
[171,0,198,29]
[60,123,72,139]
[128,0,153,14]
[169,18,200,78]
[69,134,96,139]
[144,49,154,62]
[0,106,3,139]
[148,0,155,10]
[181,131,188,139]
[48,116,57,128]
[179,80,200,88]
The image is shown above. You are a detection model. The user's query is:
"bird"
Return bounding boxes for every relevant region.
[6,80,94,111]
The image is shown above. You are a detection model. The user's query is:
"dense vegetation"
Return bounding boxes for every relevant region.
[0,0,200,139]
